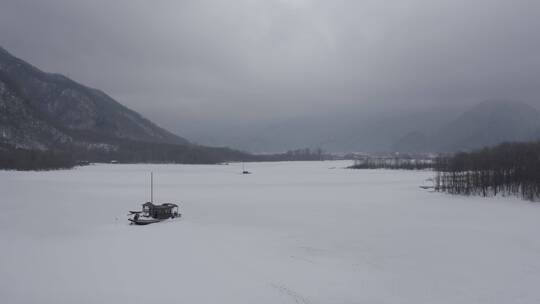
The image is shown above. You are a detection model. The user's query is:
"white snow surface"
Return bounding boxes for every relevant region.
[1,161,540,303]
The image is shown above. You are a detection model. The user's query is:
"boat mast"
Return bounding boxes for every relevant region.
[151,171,153,203]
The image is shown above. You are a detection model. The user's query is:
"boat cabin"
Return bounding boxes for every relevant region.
[142,202,179,219]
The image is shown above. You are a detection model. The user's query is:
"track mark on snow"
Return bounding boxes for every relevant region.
[270,283,312,304]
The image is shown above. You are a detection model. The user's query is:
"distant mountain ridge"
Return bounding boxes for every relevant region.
[392,100,540,152]
[182,107,460,153]
[182,99,540,154]
[0,46,188,151]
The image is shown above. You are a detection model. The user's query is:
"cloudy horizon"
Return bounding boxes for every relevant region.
[2,0,540,150]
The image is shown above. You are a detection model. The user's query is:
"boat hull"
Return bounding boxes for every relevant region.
[128,218,161,225]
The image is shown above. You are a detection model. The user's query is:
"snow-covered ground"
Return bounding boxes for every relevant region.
[1,161,540,303]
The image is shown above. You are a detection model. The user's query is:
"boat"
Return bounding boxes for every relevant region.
[129,202,180,225]
[129,172,181,225]
[242,162,251,174]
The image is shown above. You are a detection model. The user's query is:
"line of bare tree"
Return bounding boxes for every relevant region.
[434,141,540,201]
[349,157,433,170]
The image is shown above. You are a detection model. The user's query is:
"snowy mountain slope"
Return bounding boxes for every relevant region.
[0,46,188,150]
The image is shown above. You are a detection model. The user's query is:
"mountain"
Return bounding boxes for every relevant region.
[0,46,188,151]
[179,107,460,153]
[393,100,540,152]
[173,98,538,155]
[0,47,256,167]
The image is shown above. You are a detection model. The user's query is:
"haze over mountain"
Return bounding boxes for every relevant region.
[393,100,540,153]
[179,106,461,153]
[182,100,540,154]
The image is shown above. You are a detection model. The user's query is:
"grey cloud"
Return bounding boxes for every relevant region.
[1,0,540,144]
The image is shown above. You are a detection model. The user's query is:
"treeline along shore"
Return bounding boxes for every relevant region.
[348,155,434,170]
[434,141,540,201]
[0,143,332,171]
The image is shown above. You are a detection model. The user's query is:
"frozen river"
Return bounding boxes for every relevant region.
[1,161,540,303]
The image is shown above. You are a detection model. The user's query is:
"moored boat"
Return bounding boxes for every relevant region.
[128,172,181,225]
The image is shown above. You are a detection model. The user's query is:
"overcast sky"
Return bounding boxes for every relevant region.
[2,0,540,136]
